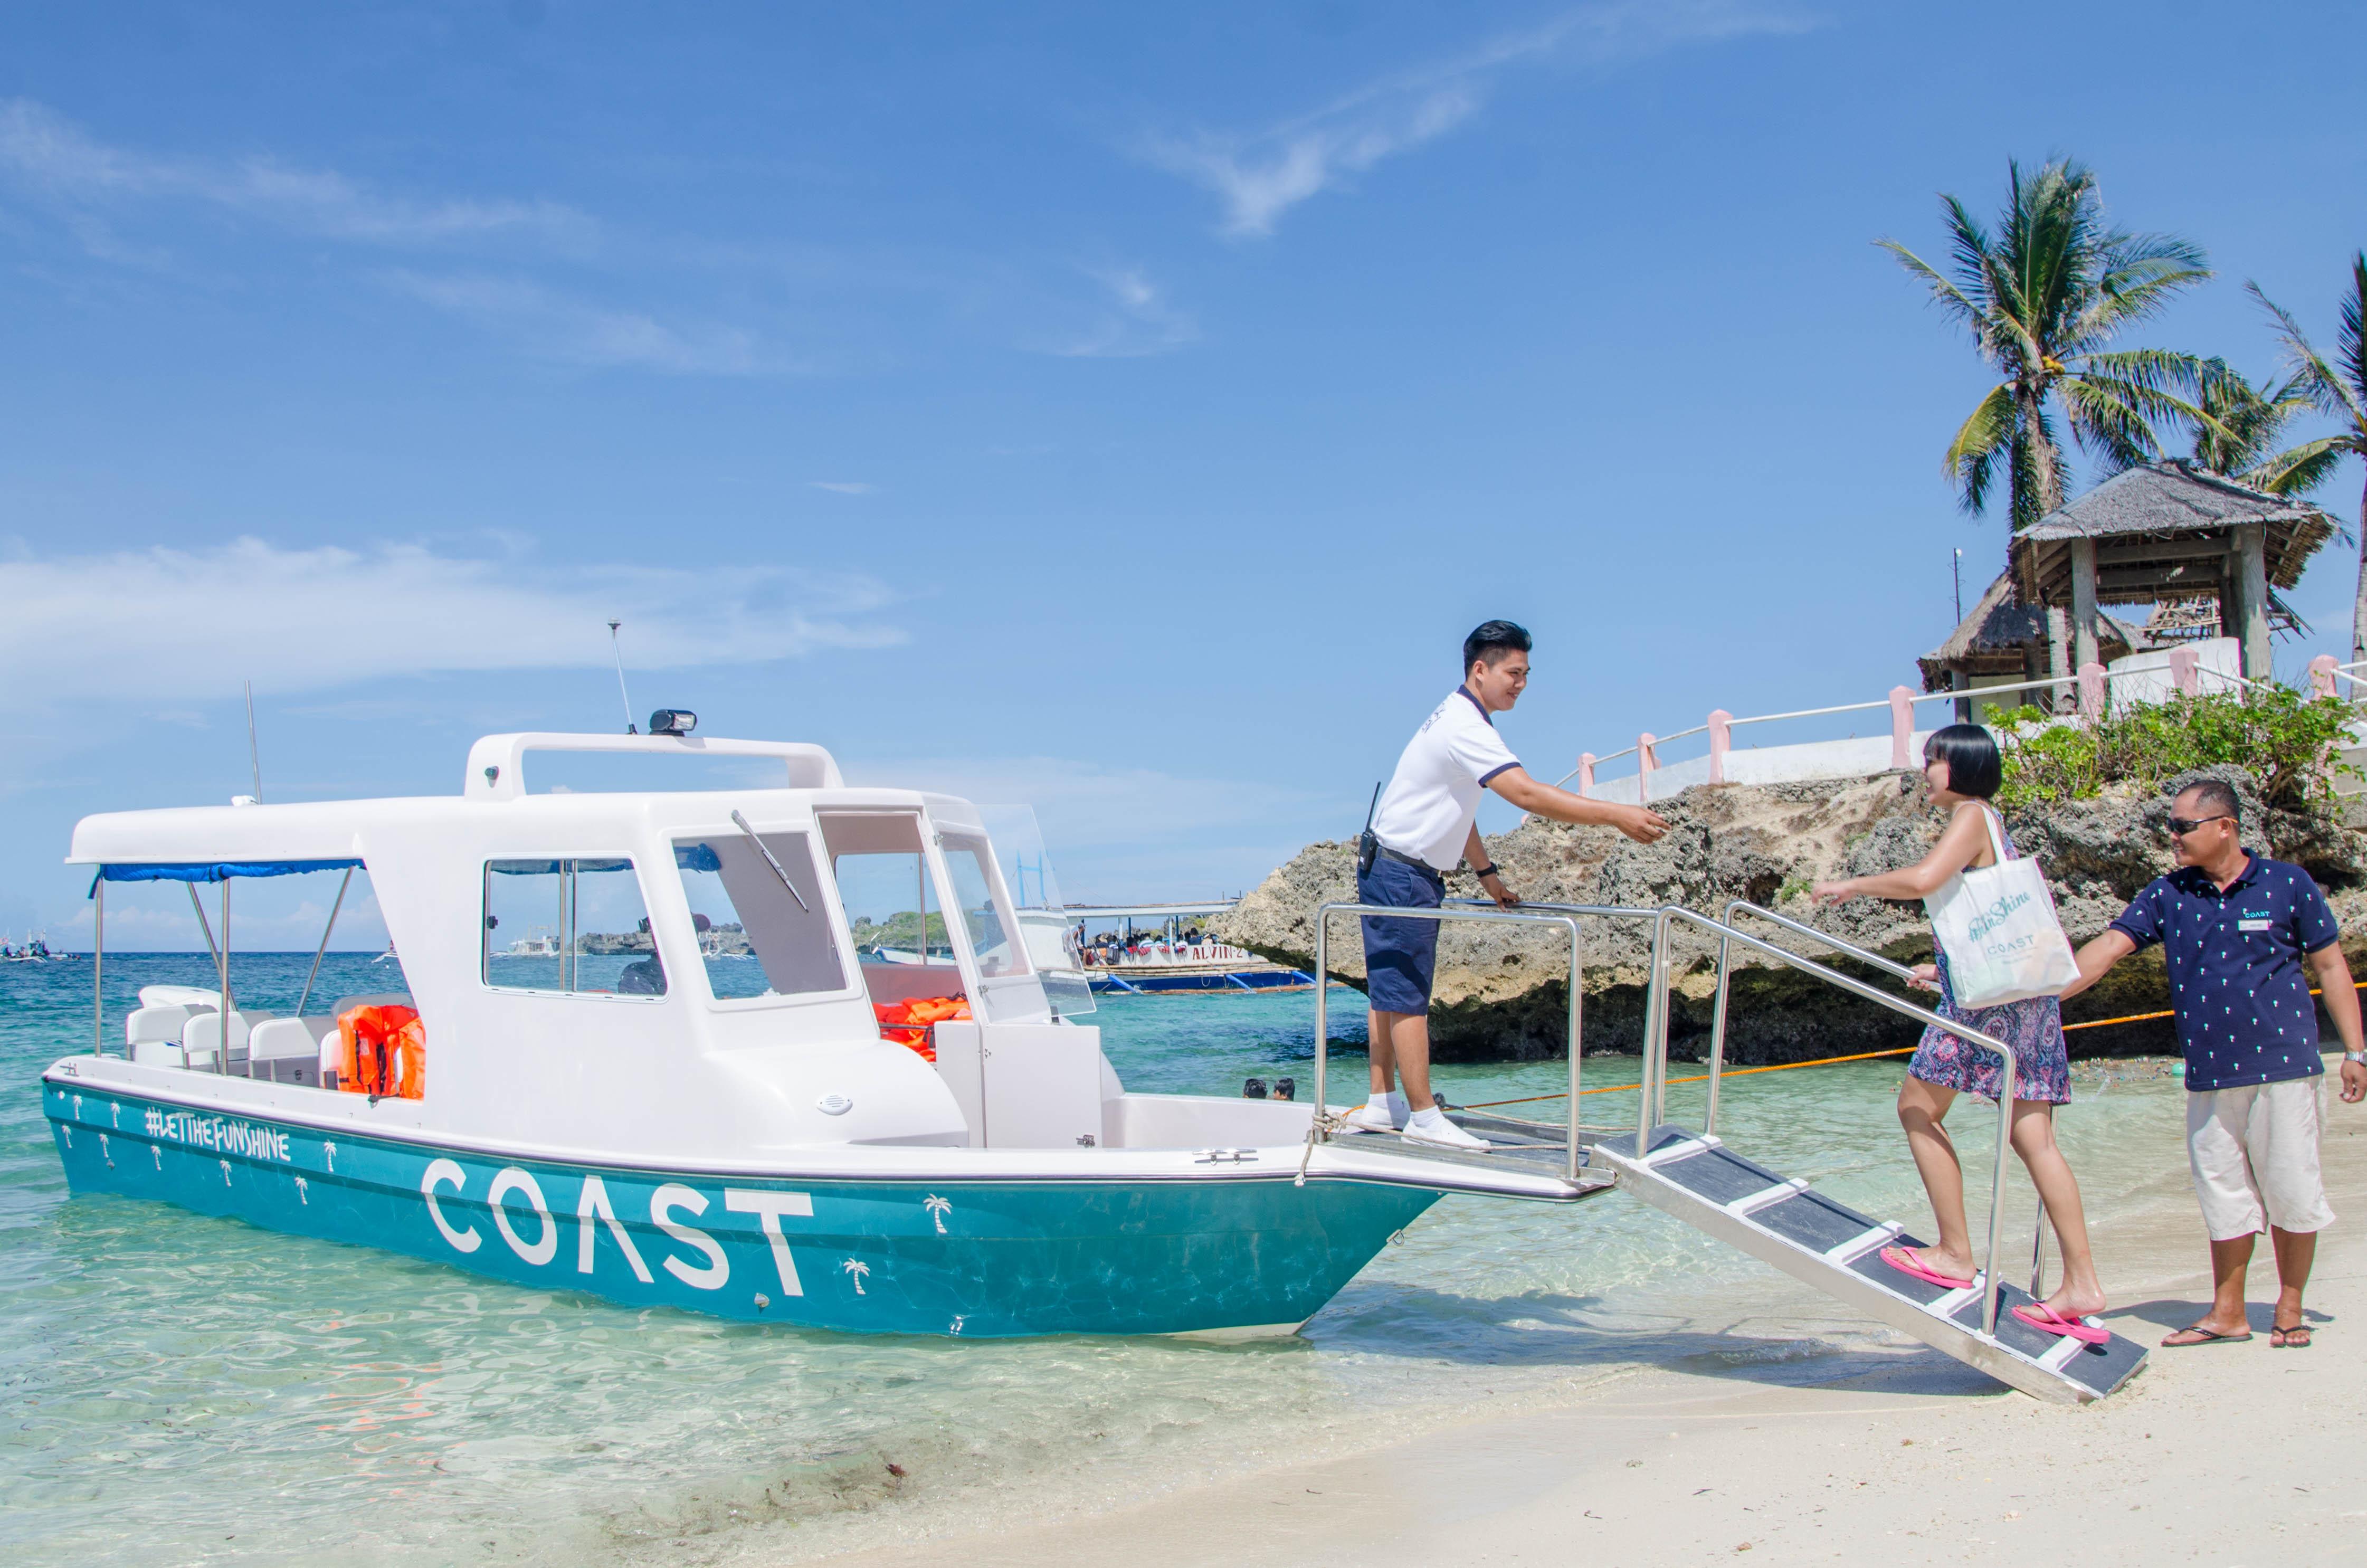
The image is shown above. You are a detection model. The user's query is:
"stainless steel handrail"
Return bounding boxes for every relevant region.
[1720,899,2057,1303]
[1638,904,2019,1337]
[1313,902,1586,1183]
[1711,899,1918,1134]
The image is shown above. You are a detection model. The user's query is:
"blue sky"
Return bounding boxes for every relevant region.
[4,1,2364,949]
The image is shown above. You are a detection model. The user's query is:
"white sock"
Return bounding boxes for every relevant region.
[1372,1090,1405,1110]
[1409,1106,1447,1128]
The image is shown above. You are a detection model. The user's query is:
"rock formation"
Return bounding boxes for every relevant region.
[1210,767,2367,1063]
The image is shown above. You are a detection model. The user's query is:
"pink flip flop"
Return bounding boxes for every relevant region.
[2011,1303,2109,1345]
[1880,1244,1975,1290]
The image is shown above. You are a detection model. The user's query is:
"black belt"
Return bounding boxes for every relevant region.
[1376,844,1444,879]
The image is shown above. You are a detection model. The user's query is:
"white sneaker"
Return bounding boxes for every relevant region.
[1342,1092,1407,1132]
[1403,1108,1490,1151]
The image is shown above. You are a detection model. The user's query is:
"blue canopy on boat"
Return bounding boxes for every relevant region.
[93,858,363,885]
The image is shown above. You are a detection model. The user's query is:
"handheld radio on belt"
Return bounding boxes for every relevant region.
[1355,781,1382,877]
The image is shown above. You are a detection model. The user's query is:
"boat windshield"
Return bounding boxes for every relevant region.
[935,832,1026,978]
[671,833,846,1002]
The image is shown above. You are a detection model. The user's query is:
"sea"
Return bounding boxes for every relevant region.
[1,953,2196,1566]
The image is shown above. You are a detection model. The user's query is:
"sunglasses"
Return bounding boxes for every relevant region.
[2168,814,2233,837]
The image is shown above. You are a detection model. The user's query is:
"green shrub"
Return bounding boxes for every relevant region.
[1991,686,2361,810]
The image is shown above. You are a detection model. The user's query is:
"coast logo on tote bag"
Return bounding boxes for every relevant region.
[1926,806,2078,1008]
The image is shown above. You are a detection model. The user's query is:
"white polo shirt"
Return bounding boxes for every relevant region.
[1372,688,1522,872]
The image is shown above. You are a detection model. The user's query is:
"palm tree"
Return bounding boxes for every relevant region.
[2171,359,2334,493]
[2251,255,2367,664]
[1881,159,2214,528]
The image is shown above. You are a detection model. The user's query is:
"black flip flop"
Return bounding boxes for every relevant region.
[2161,1323,2252,1347]
[2270,1323,2313,1348]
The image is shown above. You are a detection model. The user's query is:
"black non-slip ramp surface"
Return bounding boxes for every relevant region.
[1601,1124,2149,1404]
[1953,1279,2151,1397]
[1653,1144,1792,1206]
[1754,1190,1884,1255]
[1847,1235,1955,1307]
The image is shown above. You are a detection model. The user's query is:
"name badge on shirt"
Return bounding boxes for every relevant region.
[2238,918,2274,933]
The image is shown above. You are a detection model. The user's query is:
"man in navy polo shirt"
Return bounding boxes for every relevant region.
[1348,621,1669,1149]
[2065,778,2367,1348]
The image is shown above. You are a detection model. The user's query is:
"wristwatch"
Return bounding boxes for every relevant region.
[2346,1051,2367,1066]
[1474,863,1500,879]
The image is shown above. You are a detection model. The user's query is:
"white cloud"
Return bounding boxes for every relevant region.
[1147,2,1813,237]
[384,271,781,375]
[1049,268,1199,359]
[0,537,901,703]
[810,480,875,495]
[0,98,590,248]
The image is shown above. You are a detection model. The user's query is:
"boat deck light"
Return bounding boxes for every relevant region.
[648,709,697,737]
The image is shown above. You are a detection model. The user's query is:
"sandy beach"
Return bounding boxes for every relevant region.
[807,1092,2367,1567]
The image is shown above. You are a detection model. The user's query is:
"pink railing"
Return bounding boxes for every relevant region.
[1558,648,2248,795]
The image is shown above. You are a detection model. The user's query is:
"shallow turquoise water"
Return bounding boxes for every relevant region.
[1,955,2190,1565]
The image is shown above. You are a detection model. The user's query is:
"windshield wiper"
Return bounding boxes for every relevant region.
[730,810,811,912]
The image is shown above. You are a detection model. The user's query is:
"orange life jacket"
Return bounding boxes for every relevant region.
[872,995,968,1062]
[337,1003,426,1099]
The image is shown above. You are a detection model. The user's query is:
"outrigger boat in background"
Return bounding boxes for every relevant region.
[42,726,2150,1399]
[1071,902,1318,995]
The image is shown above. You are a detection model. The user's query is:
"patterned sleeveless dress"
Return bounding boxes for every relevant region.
[1907,814,2073,1105]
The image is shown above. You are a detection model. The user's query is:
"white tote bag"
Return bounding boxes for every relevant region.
[1925,806,2079,1009]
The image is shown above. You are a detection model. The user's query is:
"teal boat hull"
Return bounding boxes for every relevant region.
[42,1079,1437,1337]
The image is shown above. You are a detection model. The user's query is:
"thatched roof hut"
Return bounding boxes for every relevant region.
[2008,460,2335,679]
[1919,569,2155,716]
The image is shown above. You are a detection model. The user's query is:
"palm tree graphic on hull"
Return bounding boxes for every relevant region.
[842,1258,870,1295]
[924,1195,951,1234]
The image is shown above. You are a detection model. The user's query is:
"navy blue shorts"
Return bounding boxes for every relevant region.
[1358,854,1444,1014]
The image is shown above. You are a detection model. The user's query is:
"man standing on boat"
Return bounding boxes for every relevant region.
[1351,621,1670,1149]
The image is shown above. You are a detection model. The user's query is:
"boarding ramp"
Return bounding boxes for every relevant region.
[1306,898,2147,1405]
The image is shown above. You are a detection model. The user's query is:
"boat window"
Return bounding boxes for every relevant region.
[482,859,665,997]
[936,833,1028,978]
[671,833,845,1001]
[821,815,953,966]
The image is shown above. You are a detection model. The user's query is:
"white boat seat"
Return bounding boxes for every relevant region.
[126,1002,213,1048]
[179,1009,275,1069]
[249,1016,335,1062]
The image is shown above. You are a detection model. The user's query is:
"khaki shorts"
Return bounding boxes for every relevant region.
[2186,1077,2335,1240]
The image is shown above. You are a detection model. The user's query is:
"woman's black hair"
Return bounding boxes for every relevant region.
[1922,723,2002,800]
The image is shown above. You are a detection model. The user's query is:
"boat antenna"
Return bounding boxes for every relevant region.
[607,620,638,734]
[244,679,264,802]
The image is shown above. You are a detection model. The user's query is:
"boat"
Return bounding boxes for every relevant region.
[40,729,1492,1338]
[502,927,562,958]
[1072,905,1317,994]
[34,726,2157,1397]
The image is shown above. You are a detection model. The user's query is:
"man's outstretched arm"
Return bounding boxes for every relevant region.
[1488,766,1669,844]
[2058,929,2136,1002]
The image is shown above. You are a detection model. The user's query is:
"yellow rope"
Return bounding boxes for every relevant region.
[1455,980,2367,1110]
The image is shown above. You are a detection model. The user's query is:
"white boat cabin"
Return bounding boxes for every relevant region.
[70,732,1172,1161]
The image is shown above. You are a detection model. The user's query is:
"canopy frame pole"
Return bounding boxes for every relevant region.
[216,880,235,1076]
[187,883,223,973]
[294,867,354,1021]
[92,879,104,1056]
